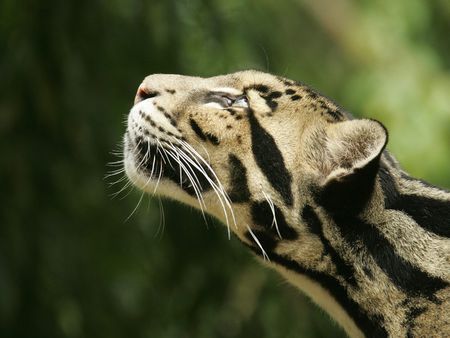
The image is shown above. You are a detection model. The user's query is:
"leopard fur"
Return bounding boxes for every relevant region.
[122,70,450,338]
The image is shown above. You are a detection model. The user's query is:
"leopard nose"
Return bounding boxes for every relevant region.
[134,84,160,104]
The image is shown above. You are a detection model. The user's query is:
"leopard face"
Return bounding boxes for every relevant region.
[123,70,387,244]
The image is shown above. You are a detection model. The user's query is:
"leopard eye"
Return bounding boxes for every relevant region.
[233,96,249,108]
[206,93,235,107]
[206,92,248,108]
[222,96,234,106]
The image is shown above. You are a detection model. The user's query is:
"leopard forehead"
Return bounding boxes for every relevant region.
[136,70,342,111]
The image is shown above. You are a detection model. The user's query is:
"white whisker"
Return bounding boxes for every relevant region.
[106,159,125,167]
[157,139,175,170]
[246,225,270,261]
[104,168,125,179]
[107,174,128,187]
[166,144,210,223]
[125,167,154,222]
[149,156,157,179]
[155,196,166,239]
[177,140,236,236]
[262,190,281,239]
[165,148,207,214]
[175,141,233,238]
[153,161,164,194]
[109,179,133,199]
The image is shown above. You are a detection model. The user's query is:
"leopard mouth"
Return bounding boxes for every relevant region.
[130,134,214,197]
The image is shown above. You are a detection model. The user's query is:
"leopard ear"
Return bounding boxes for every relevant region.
[317,119,388,214]
[323,119,388,182]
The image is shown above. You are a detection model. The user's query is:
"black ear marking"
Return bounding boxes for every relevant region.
[316,150,383,215]
[316,120,388,215]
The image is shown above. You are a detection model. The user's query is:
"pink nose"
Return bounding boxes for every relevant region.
[134,84,159,104]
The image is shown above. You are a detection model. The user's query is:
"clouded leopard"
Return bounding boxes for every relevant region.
[122,70,449,338]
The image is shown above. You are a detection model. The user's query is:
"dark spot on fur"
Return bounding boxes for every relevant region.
[266,100,278,111]
[285,89,296,95]
[391,194,450,238]
[267,91,282,99]
[380,166,450,238]
[244,230,278,253]
[165,89,176,94]
[228,154,250,202]
[189,118,207,141]
[163,112,177,127]
[304,88,318,99]
[226,108,236,115]
[261,91,282,112]
[251,84,269,93]
[243,243,388,337]
[405,306,427,338]
[302,205,357,286]
[252,201,298,239]
[277,77,297,87]
[206,133,220,145]
[248,109,293,206]
[291,95,301,101]
[325,109,343,121]
[144,114,157,128]
[378,165,400,208]
[333,214,448,300]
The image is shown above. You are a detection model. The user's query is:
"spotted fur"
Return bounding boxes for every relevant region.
[122,70,449,338]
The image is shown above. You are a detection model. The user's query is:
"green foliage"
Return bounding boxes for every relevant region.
[0,0,448,337]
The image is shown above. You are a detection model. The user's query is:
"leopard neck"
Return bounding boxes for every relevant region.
[246,163,450,337]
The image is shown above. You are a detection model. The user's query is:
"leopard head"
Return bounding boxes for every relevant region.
[123,70,387,245]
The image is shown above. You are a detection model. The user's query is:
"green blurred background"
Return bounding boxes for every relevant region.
[1,0,449,337]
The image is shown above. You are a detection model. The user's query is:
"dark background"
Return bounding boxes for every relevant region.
[1,0,449,337]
